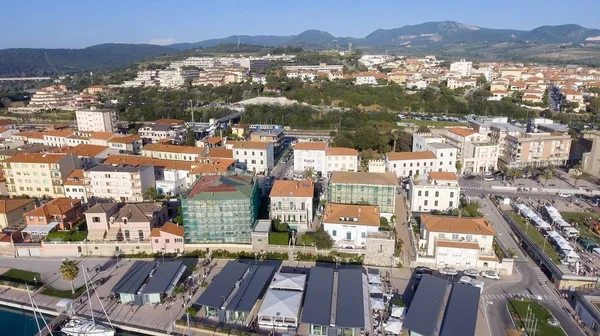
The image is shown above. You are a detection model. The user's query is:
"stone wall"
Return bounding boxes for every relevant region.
[363,231,396,266]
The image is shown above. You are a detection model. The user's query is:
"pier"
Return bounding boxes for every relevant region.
[35,313,68,336]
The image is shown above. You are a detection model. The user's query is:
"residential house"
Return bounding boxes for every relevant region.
[63,169,88,202]
[141,143,205,162]
[150,222,185,254]
[24,198,84,231]
[225,141,274,174]
[54,144,119,169]
[85,202,167,241]
[0,199,36,231]
[412,133,446,152]
[293,142,328,175]
[138,119,186,144]
[386,151,438,178]
[408,172,461,213]
[84,164,155,202]
[322,203,380,249]
[500,131,572,168]
[269,180,314,231]
[325,148,359,176]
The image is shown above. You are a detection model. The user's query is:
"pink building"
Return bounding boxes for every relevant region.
[150,222,184,254]
[84,202,167,241]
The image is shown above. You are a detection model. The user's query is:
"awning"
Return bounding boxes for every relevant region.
[385,321,403,335]
[22,222,59,236]
[370,285,383,295]
[87,230,106,241]
[391,306,406,319]
[371,297,385,310]
[368,274,382,285]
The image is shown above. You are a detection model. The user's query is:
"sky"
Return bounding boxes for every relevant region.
[2,0,600,49]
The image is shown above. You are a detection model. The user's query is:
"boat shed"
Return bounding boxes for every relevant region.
[403,274,448,336]
[300,267,334,335]
[140,261,187,304]
[439,283,480,336]
[111,261,157,305]
[111,261,186,305]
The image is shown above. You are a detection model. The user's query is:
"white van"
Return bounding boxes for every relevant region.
[458,276,485,292]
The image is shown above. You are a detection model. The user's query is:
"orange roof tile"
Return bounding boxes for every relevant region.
[63,169,84,185]
[189,159,235,174]
[205,137,223,145]
[386,151,436,161]
[293,142,328,151]
[25,198,81,218]
[322,203,380,226]
[227,141,271,150]
[44,129,75,138]
[326,147,358,156]
[61,144,110,157]
[269,180,314,198]
[428,172,457,180]
[449,128,477,137]
[142,143,204,154]
[108,135,141,143]
[0,199,34,214]
[89,132,115,140]
[3,152,67,164]
[420,214,496,236]
[154,119,184,125]
[0,120,15,127]
[205,148,233,159]
[159,222,184,237]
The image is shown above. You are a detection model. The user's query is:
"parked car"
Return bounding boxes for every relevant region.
[480,270,501,280]
[484,175,495,182]
[557,192,571,198]
[439,267,458,276]
[414,266,433,280]
[463,269,480,278]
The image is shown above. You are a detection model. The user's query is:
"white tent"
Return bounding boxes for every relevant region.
[533,217,551,229]
[593,248,600,257]
[546,230,561,238]
[385,321,404,335]
[371,298,385,311]
[369,285,383,295]
[391,306,406,319]
[368,274,382,285]
[257,289,303,329]
[268,273,307,291]
[564,250,579,259]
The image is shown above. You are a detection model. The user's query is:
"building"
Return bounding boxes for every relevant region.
[83,85,109,95]
[138,119,186,144]
[182,175,259,244]
[141,143,205,162]
[85,202,167,241]
[56,144,119,169]
[3,153,78,198]
[111,260,186,305]
[322,203,380,249]
[293,142,328,175]
[269,180,314,231]
[84,164,155,203]
[443,128,487,160]
[150,222,185,254]
[449,59,473,78]
[408,172,461,213]
[367,159,386,173]
[386,151,438,178]
[500,131,572,168]
[417,214,499,269]
[412,132,446,152]
[257,272,306,330]
[28,85,74,110]
[24,198,84,231]
[76,108,117,132]
[462,141,499,174]
[582,132,600,177]
[325,148,359,175]
[328,171,397,216]
[63,169,88,202]
[403,275,448,336]
[0,199,36,231]
[574,290,600,334]
[225,141,274,174]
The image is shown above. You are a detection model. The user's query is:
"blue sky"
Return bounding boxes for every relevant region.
[2,0,599,48]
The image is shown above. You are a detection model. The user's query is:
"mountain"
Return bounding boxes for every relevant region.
[0,43,175,77]
[519,24,600,43]
[169,35,295,50]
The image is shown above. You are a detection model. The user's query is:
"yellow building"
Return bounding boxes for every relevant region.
[3,153,79,198]
[501,132,572,168]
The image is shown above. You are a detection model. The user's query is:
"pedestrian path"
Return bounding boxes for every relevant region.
[482,292,551,301]
[460,186,484,190]
[533,268,549,283]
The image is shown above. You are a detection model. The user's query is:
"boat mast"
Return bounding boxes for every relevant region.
[89,268,114,329]
[26,283,42,334]
[82,266,96,326]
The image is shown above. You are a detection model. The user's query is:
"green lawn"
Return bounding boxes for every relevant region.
[507,211,561,264]
[508,299,566,336]
[46,230,88,242]
[0,269,42,289]
[401,119,468,127]
[41,285,86,299]
[561,212,600,244]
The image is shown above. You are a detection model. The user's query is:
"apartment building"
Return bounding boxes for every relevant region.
[182,175,259,244]
[107,135,143,154]
[412,132,446,152]
[489,124,525,157]
[24,198,84,231]
[4,153,79,198]
[322,203,380,249]
[28,85,74,110]
[85,202,167,241]
[225,141,274,174]
[582,132,600,177]
[386,151,437,178]
[76,108,117,132]
[427,143,458,173]
[417,214,499,269]
[408,172,461,213]
[269,180,314,231]
[84,164,155,202]
[328,171,397,216]
[55,144,119,169]
[443,128,487,159]
[462,141,499,174]
[293,142,328,174]
[449,60,473,78]
[500,131,572,168]
[0,199,36,231]
[138,119,186,144]
[63,169,88,202]
[325,148,359,175]
[141,143,205,162]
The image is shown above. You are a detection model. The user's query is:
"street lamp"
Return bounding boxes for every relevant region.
[389,256,395,280]
[33,276,37,286]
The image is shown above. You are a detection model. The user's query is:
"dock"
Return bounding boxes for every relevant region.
[35,313,69,336]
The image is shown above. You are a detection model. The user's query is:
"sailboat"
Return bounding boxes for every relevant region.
[61,268,115,336]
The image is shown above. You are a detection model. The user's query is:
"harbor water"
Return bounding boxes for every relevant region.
[0,305,143,336]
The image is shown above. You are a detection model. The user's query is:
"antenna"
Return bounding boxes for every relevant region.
[237,37,240,49]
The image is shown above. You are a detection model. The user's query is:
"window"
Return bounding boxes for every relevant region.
[449,192,454,198]
[138,230,144,240]
[175,238,183,243]
[449,201,454,207]
[424,200,428,206]
[165,239,170,243]
[361,232,366,238]
[38,216,44,222]
[440,153,444,157]
[434,200,438,206]
[450,152,453,157]
[435,191,439,197]
[452,234,459,240]
[346,231,352,240]
[154,239,158,243]
[28,216,34,222]
[425,191,429,197]
[332,230,337,237]
[92,217,101,223]
[124,230,130,240]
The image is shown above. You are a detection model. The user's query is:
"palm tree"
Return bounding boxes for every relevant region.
[540,169,554,187]
[524,165,534,177]
[501,166,509,181]
[508,168,522,181]
[59,260,79,294]
[143,187,160,201]
[303,168,314,180]
[571,164,583,187]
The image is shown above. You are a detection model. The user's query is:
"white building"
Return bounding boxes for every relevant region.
[386,151,437,178]
[322,203,380,249]
[63,169,88,202]
[138,120,186,145]
[427,143,457,173]
[269,180,314,231]
[157,68,200,88]
[416,214,500,270]
[368,159,386,173]
[443,128,487,160]
[293,142,328,175]
[408,172,461,213]
[354,74,378,86]
[412,133,446,152]
[76,108,117,132]
[226,141,274,174]
[462,142,499,174]
[325,148,359,175]
[84,164,155,202]
[155,169,189,197]
[449,59,473,78]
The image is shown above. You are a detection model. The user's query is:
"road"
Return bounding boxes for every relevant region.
[479,197,585,336]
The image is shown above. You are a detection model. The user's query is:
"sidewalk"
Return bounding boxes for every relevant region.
[394,194,414,264]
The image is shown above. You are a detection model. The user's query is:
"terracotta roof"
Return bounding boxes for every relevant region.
[205,148,233,159]
[563,89,582,95]
[63,169,84,185]
[28,133,45,140]
[386,151,436,161]
[143,143,204,155]
[325,147,358,156]
[25,198,81,218]
[205,137,223,145]
[420,214,496,236]
[154,119,184,125]
[294,142,328,151]
[61,144,110,157]
[0,120,15,127]
[0,199,34,214]
[161,222,184,237]
[479,255,500,262]
[108,135,141,143]
[322,203,380,227]
[89,132,115,140]
[269,180,314,198]
[3,152,67,164]
[227,141,271,150]
[329,171,398,186]
[436,240,479,249]
[12,131,34,138]
[103,155,193,171]
[428,172,457,180]
[189,159,235,174]
[448,128,477,137]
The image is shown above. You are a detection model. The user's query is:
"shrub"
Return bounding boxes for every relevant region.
[269,232,289,245]
[300,233,315,245]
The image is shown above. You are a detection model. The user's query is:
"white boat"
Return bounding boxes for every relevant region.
[61,316,115,336]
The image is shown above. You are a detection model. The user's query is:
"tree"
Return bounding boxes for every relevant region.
[416,125,431,133]
[455,161,462,174]
[143,187,160,201]
[571,164,583,187]
[185,128,196,146]
[59,260,79,294]
[540,169,554,187]
[314,226,333,250]
[476,75,487,86]
[303,168,314,180]
[380,217,389,227]
[186,307,197,316]
[507,168,522,181]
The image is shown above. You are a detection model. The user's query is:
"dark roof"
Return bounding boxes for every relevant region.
[111,261,156,294]
[403,275,448,336]
[439,284,480,336]
[300,267,334,326]
[225,265,275,313]
[197,261,249,308]
[140,261,186,295]
[336,268,366,328]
